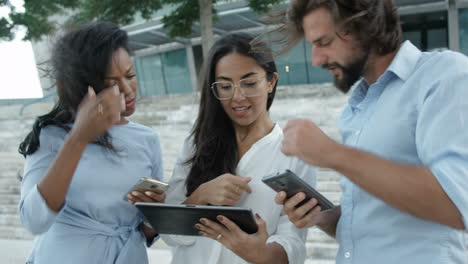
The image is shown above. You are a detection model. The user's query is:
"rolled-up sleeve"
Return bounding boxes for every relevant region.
[19,127,66,235]
[416,70,468,230]
[267,214,308,264]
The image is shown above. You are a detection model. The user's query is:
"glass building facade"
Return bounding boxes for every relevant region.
[401,11,448,51]
[129,0,468,97]
[275,39,332,86]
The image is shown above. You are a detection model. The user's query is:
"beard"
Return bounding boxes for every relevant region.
[323,52,369,93]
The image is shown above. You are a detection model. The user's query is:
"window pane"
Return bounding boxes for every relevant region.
[403,31,422,49]
[427,28,448,51]
[162,49,192,94]
[275,40,309,85]
[460,8,468,55]
[134,54,166,96]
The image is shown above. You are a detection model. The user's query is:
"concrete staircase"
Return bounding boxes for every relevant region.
[0,153,32,240]
[0,83,346,263]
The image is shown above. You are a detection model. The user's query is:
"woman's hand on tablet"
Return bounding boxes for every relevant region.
[195,214,286,264]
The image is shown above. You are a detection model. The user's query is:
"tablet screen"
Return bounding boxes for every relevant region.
[136,203,258,236]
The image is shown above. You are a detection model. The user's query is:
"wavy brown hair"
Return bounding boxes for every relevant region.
[267,0,402,56]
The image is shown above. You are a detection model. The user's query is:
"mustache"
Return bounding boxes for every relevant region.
[322,62,345,71]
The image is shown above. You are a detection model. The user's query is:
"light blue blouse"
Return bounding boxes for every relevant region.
[19,122,163,264]
[336,41,468,264]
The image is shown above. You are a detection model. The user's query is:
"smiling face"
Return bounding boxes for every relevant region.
[214,52,277,130]
[104,47,138,119]
[303,7,369,93]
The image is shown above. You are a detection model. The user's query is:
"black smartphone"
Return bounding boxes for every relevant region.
[262,169,334,211]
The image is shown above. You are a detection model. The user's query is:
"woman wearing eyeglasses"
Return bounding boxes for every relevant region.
[162,33,316,264]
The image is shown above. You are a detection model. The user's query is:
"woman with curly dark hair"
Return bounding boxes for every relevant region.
[18,21,164,264]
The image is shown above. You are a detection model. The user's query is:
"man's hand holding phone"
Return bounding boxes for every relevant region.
[275,191,323,228]
[275,192,341,237]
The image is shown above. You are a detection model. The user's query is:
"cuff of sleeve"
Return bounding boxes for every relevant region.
[266,235,305,264]
[146,234,159,247]
[34,184,67,214]
[431,165,468,230]
[20,184,65,234]
[266,236,296,263]
[160,234,196,247]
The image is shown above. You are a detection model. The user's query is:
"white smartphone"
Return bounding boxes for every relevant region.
[124,177,169,200]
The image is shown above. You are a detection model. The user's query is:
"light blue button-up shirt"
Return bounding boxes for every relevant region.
[336,41,468,264]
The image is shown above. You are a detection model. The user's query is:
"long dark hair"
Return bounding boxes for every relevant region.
[268,0,402,56]
[19,21,130,157]
[185,33,278,196]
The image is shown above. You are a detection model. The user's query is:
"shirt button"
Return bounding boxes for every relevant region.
[345,252,351,258]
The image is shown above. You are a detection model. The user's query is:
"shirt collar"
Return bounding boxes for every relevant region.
[348,41,422,109]
[387,40,422,81]
[348,79,367,109]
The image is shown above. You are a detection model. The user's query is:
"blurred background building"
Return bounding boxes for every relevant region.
[25,0,468,98]
[1,0,468,263]
[120,0,468,96]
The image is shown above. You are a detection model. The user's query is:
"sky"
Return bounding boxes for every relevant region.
[0,0,43,99]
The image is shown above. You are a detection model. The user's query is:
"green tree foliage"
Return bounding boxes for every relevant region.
[0,0,282,41]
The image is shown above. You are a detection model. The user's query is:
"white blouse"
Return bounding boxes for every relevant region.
[162,124,316,264]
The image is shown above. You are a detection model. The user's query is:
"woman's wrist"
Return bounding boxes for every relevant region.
[184,184,207,205]
[252,243,274,264]
[141,222,158,240]
[253,245,269,264]
[67,128,91,147]
[252,242,288,264]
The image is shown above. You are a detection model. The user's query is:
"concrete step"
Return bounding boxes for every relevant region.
[0,168,22,179]
[0,194,20,205]
[306,241,339,260]
[0,178,20,187]
[316,181,341,192]
[307,227,336,244]
[0,159,24,168]
[0,226,33,240]
[0,214,22,227]
[317,170,341,182]
[0,158,24,179]
[318,192,341,205]
[129,114,168,126]
[0,204,18,214]
[136,94,199,109]
[0,151,24,160]
[0,160,23,167]
[0,184,20,194]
